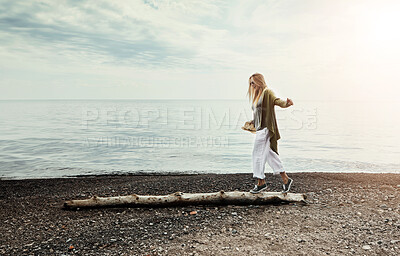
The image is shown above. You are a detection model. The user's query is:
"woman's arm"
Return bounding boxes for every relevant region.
[274,98,294,108]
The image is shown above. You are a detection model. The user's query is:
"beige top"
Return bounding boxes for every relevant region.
[252,88,290,155]
[252,91,288,131]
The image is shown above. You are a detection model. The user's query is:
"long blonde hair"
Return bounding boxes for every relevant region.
[247,73,267,105]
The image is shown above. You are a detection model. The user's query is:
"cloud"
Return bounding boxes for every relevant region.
[0,0,399,100]
[0,0,243,70]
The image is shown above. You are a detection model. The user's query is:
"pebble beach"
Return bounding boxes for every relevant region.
[1,172,399,255]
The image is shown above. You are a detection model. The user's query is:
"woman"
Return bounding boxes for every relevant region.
[247,73,294,193]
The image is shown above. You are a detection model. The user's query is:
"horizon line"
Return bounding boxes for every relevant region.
[0,98,391,102]
[5,98,248,101]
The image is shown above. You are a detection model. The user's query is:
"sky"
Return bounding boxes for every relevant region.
[0,0,399,101]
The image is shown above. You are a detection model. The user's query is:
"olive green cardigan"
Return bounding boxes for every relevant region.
[258,87,289,155]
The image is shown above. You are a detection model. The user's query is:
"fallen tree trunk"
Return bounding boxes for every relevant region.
[64,191,306,209]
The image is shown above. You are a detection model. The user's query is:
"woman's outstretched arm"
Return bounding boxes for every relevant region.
[274,98,293,108]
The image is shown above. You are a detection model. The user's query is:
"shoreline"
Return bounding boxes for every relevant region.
[2,170,400,181]
[1,172,399,255]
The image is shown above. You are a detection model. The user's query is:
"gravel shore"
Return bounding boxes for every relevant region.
[1,172,399,255]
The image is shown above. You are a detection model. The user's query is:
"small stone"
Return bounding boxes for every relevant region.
[326,189,333,193]
[380,204,388,209]
[362,245,371,250]
[232,229,237,234]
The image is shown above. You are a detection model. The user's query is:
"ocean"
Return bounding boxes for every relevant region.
[0,99,399,179]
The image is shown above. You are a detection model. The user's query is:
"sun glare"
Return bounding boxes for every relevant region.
[359,1,400,49]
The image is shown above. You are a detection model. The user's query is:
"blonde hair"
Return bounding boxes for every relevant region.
[247,73,267,105]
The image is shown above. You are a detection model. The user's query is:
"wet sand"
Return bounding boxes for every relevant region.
[1,172,399,255]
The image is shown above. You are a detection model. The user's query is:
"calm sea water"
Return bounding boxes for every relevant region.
[0,99,399,179]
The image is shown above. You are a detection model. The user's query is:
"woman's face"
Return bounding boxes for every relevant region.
[250,77,256,89]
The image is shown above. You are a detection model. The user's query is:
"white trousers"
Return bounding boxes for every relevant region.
[252,127,284,179]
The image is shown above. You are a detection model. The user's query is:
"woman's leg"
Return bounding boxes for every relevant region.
[280,171,289,184]
[264,130,286,178]
[266,146,292,185]
[252,129,269,184]
[263,129,293,191]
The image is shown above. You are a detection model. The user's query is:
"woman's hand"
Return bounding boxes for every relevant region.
[286,98,294,107]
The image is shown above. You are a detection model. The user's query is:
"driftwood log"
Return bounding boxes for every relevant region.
[64,191,306,209]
